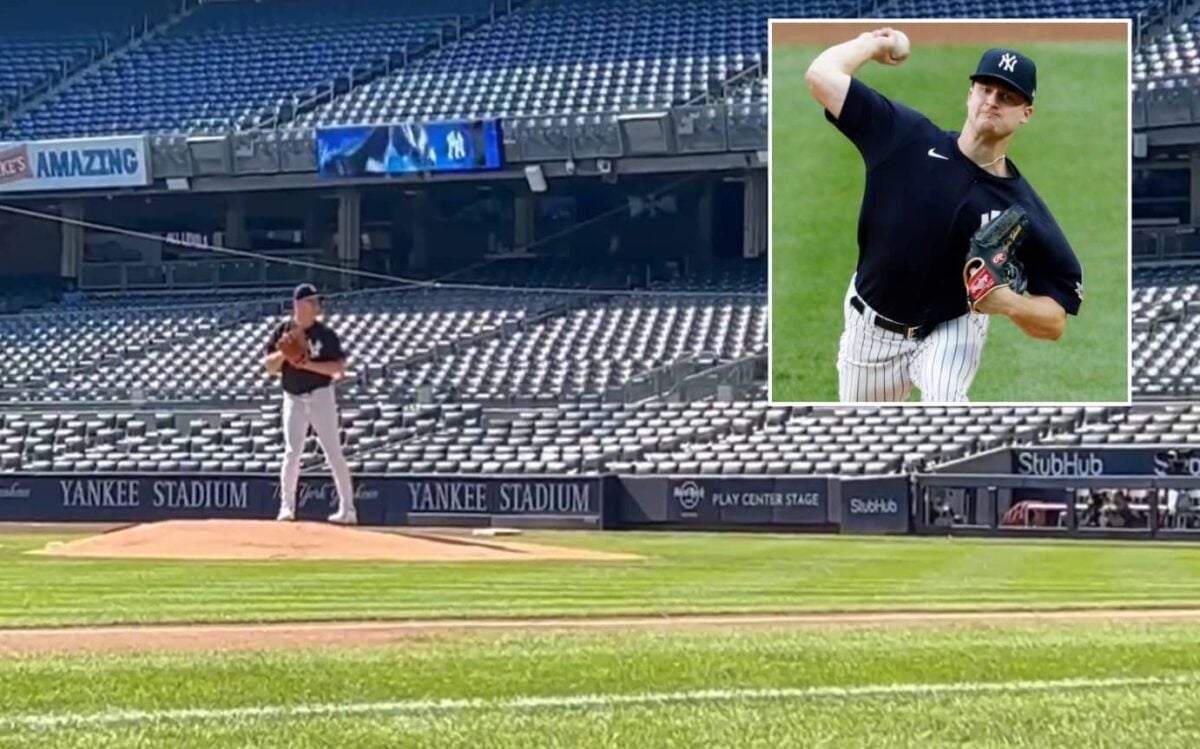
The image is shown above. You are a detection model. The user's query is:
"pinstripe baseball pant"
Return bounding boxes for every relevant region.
[836,277,989,402]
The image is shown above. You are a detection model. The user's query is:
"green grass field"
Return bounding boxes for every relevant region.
[5,624,1200,747]
[4,531,1200,626]
[5,530,1200,747]
[770,42,1129,402]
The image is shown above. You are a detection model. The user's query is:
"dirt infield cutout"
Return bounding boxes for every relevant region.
[31,519,642,562]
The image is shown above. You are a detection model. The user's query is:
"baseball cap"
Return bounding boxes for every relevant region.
[292,283,320,301]
[970,48,1036,103]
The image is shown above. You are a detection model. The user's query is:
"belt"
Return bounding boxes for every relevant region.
[850,296,929,341]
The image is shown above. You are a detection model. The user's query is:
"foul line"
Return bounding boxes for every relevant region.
[4,673,1200,731]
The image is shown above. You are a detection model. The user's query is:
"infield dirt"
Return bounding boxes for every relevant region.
[31,519,641,562]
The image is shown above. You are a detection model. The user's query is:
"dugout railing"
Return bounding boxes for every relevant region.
[914,473,1200,541]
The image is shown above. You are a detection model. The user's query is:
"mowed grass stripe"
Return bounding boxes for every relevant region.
[5,623,1200,747]
[6,673,1198,731]
[7,532,1200,626]
[10,687,1199,749]
[6,625,1200,712]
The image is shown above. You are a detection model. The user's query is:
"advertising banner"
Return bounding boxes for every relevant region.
[316,120,503,177]
[0,135,151,193]
[1011,447,1200,478]
[0,474,601,527]
[839,476,911,534]
[620,476,830,527]
[0,475,268,522]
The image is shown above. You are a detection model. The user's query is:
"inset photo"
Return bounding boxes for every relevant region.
[769,20,1130,404]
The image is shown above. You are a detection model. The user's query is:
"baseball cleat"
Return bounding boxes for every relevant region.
[276,507,296,522]
[327,509,358,525]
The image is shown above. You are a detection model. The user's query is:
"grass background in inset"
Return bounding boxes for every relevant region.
[770,42,1129,402]
[4,531,1200,626]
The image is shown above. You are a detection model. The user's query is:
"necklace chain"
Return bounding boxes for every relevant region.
[976,153,1006,170]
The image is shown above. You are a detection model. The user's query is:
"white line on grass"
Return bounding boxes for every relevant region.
[6,673,1200,731]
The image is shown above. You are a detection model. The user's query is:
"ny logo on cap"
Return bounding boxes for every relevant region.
[999,53,1018,73]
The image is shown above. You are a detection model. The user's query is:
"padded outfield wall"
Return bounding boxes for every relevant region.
[4,449,1198,538]
[0,472,913,534]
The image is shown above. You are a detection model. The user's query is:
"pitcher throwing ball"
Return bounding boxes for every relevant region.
[264,283,357,524]
[804,29,1083,402]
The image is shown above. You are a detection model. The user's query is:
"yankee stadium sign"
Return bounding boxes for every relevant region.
[58,478,250,509]
[401,477,601,519]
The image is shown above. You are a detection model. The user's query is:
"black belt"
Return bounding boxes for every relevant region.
[850,296,930,341]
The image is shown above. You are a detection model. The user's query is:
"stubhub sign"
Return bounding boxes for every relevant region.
[0,135,150,193]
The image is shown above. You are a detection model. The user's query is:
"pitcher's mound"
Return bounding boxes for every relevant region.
[33,520,641,562]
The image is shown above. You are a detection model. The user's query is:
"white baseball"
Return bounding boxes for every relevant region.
[890,30,910,62]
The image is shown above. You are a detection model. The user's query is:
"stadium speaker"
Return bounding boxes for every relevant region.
[524,164,548,193]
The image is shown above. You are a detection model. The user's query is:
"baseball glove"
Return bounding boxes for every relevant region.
[276,327,309,366]
[963,205,1030,313]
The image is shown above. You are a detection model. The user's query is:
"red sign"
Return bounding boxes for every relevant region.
[0,146,30,186]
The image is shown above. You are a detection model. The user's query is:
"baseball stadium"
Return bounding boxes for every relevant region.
[0,0,1199,747]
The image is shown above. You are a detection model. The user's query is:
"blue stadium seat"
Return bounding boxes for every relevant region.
[299,0,829,126]
[0,0,159,110]
[5,0,493,139]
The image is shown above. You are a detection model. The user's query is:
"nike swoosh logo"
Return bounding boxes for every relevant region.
[927,148,949,160]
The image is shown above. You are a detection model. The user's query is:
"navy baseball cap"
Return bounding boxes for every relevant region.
[292,283,320,301]
[970,48,1036,103]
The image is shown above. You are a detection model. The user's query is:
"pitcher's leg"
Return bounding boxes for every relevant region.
[838,287,913,402]
[309,386,357,523]
[913,314,989,402]
[277,392,308,520]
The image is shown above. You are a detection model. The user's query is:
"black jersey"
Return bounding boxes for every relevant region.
[265,320,346,396]
[826,78,1083,327]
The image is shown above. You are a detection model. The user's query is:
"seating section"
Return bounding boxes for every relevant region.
[872,0,1155,18]
[5,0,491,139]
[733,77,768,103]
[379,294,766,401]
[1042,404,1200,445]
[1136,21,1200,84]
[2,400,1169,476]
[0,401,474,473]
[0,0,161,109]
[0,264,1194,475]
[0,287,574,404]
[297,0,831,126]
[1130,264,1200,397]
[633,405,1089,475]
[1,296,268,401]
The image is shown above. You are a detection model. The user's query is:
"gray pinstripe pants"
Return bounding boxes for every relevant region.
[836,278,989,403]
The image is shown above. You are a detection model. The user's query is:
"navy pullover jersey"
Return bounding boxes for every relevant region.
[266,320,346,396]
[825,78,1083,328]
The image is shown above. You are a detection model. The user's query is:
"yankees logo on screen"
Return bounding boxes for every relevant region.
[445,129,467,160]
